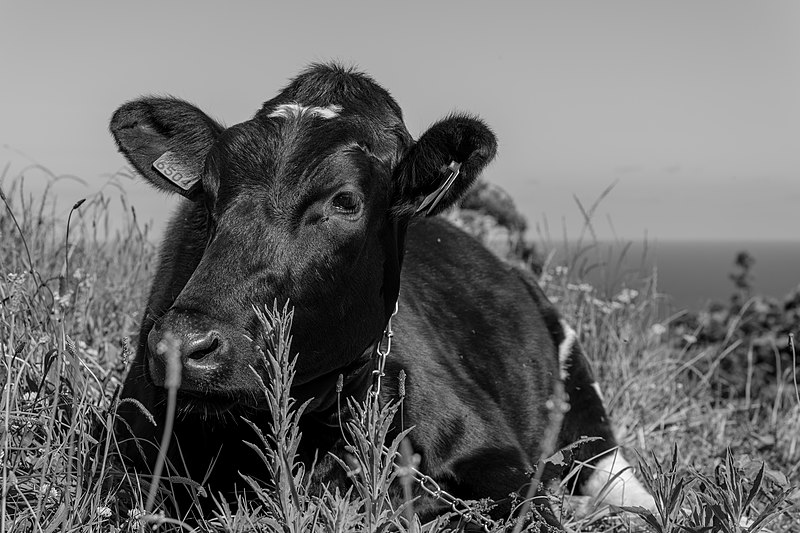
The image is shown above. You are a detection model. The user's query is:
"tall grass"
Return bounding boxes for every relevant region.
[1,170,155,532]
[1,171,798,532]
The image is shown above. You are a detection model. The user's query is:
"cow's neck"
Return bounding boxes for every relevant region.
[290,338,377,416]
[382,218,407,322]
[295,217,408,429]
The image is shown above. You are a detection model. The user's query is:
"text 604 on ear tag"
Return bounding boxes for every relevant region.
[152,151,199,191]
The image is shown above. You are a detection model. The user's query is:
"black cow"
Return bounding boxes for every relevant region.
[111,63,653,529]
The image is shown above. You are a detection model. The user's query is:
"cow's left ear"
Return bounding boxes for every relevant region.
[393,114,497,217]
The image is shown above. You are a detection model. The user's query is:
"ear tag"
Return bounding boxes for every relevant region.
[152,151,200,192]
[415,161,462,216]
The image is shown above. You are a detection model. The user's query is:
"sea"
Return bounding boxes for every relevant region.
[540,240,800,311]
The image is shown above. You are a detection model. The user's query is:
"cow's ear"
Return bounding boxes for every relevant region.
[110,97,223,199]
[393,114,497,217]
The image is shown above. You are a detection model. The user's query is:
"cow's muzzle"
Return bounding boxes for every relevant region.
[147,310,258,395]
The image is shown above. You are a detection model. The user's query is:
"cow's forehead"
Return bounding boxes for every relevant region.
[206,112,387,206]
[206,63,414,196]
[255,64,412,154]
[258,63,405,121]
[212,109,363,169]
[211,96,405,180]
[267,103,343,121]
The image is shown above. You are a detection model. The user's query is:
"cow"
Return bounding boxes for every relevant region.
[111,63,654,529]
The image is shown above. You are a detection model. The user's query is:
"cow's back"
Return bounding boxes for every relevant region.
[387,217,560,500]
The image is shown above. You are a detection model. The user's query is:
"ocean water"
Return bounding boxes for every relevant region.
[541,240,800,311]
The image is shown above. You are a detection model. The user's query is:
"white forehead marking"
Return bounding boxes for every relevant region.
[268,102,342,120]
[558,319,577,380]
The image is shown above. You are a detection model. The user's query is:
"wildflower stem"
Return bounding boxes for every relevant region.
[0,184,35,279]
[511,380,567,533]
[399,438,417,531]
[145,334,181,514]
[63,198,85,307]
[790,333,798,405]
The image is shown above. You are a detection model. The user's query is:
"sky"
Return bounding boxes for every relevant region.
[2,1,799,242]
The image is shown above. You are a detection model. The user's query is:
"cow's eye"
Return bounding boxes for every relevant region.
[330,191,362,216]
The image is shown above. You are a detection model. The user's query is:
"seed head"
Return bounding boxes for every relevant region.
[158,332,182,390]
[398,369,406,399]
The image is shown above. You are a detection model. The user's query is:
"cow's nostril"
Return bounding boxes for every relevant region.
[187,335,220,361]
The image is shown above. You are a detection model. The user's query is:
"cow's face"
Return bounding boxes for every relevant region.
[111,65,496,411]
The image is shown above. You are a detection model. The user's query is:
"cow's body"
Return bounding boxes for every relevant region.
[113,63,653,529]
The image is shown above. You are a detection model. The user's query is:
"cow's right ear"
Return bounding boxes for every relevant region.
[110,97,223,198]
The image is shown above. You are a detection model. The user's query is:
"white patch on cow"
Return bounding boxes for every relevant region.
[591,381,605,403]
[268,102,342,120]
[558,320,577,380]
[582,450,656,511]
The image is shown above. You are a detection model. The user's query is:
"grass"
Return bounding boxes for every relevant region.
[1,171,798,532]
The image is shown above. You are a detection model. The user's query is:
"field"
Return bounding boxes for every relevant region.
[1,175,798,532]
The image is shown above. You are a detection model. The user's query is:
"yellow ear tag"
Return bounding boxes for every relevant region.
[152,151,200,192]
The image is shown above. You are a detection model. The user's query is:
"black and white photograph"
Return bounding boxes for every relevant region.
[2,2,798,531]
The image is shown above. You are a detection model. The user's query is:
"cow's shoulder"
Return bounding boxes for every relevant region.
[403,216,517,282]
[398,216,568,383]
[402,217,538,308]
[398,217,557,358]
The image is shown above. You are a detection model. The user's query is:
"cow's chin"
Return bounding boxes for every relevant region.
[173,388,267,423]
[145,353,269,421]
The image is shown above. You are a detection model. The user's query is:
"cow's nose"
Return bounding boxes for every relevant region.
[182,330,221,362]
[146,316,226,390]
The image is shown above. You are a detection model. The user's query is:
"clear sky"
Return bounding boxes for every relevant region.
[2,1,799,241]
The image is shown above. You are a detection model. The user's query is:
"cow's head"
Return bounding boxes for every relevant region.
[111,64,496,412]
